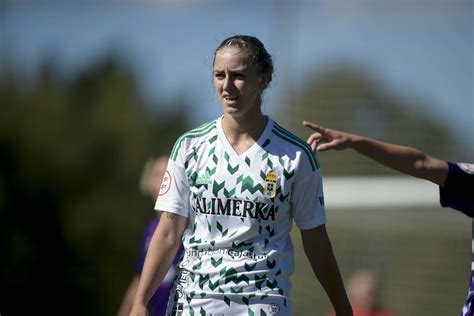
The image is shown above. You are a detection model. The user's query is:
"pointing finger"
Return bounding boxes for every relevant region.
[303,121,325,133]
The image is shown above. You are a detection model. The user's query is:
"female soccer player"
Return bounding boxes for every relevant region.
[303,121,473,316]
[130,35,352,316]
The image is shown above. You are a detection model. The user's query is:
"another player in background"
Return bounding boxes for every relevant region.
[303,121,473,316]
[130,35,352,316]
[326,269,395,316]
[117,156,184,316]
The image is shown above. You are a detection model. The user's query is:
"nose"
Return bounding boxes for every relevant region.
[222,75,233,91]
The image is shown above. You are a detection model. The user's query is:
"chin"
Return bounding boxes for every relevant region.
[226,108,246,118]
[222,105,239,114]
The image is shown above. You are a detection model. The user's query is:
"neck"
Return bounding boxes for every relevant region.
[221,111,267,155]
[222,108,266,134]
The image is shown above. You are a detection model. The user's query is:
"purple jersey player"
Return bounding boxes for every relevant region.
[118,156,184,316]
[303,121,474,315]
[134,217,184,316]
[440,163,474,217]
[442,162,474,316]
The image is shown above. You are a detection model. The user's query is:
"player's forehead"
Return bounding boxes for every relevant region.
[213,47,253,72]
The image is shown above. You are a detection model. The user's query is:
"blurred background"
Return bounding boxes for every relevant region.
[0,0,472,315]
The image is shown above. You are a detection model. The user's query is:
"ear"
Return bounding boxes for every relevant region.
[259,73,270,90]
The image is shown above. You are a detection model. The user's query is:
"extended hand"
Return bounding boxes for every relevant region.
[303,121,353,152]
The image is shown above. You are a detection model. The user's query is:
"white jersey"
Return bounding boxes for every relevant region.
[155,116,326,316]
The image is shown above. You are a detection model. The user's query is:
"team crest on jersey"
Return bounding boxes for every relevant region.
[264,171,278,199]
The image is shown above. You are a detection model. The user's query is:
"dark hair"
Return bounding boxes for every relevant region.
[214,35,274,86]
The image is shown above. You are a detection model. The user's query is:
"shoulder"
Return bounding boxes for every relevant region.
[445,161,474,188]
[440,161,474,216]
[270,120,320,172]
[170,120,218,161]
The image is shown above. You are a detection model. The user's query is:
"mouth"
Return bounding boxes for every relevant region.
[223,95,239,105]
[224,95,239,102]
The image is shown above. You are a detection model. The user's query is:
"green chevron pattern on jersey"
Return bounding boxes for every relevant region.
[158,117,325,315]
[171,120,217,161]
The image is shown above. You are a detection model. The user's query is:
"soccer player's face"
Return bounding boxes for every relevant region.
[213,47,264,118]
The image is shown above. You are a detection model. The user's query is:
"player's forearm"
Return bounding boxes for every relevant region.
[133,223,183,306]
[117,277,139,316]
[301,227,352,315]
[312,252,351,314]
[349,135,438,181]
[313,254,351,315]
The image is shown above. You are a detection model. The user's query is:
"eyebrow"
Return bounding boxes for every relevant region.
[213,67,248,73]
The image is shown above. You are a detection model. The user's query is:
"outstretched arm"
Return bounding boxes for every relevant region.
[301,225,352,316]
[303,121,449,186]
[130,212,187,316]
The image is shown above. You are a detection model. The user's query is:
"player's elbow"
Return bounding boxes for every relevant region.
[155,224,184,249]
[159,230,182,250]
[413,156,428,173]
[414,154,448,185]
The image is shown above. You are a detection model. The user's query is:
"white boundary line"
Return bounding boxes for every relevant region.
[323,176,439,208]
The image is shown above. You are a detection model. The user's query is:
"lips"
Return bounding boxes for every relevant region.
[223,95,239,106]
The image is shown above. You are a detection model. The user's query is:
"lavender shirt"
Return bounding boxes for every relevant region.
[135,217,184,316]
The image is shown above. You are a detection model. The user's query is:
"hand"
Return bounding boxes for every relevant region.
[129,303,148,316]
[303,121,353,153]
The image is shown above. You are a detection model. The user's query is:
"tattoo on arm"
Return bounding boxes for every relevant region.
[165,212,177,220]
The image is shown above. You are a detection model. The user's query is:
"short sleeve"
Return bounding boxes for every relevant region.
[154,156,191,218]
[291,165,327,230]
[440,162,474,217]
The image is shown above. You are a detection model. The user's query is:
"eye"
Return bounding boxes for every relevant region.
[214,72,225,79]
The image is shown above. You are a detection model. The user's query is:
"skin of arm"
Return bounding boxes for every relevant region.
[130,212,187,316]
[117,276,139,316]
[300,225,353,316]
[303,121,449,187]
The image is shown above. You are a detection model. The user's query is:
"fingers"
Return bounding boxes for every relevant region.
[306,133,322,152]
[317,140,340,152]
[304,121,338,152]
[315,144,329,152]
[302,121,326,133]
[306,133,322,144]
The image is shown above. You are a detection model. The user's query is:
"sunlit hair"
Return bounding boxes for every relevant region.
[214,35,274,87]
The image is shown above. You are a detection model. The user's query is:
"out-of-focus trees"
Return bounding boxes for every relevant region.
[0,56,189,315]
[0,55,464,315]
[276,65,459,175]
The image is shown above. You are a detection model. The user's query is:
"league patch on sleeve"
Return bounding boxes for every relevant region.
[159,170,172,196]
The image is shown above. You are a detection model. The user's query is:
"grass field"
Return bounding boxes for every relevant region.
[290,206,471,316]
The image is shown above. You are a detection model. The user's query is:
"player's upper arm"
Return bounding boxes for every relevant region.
[155,211,188,242]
